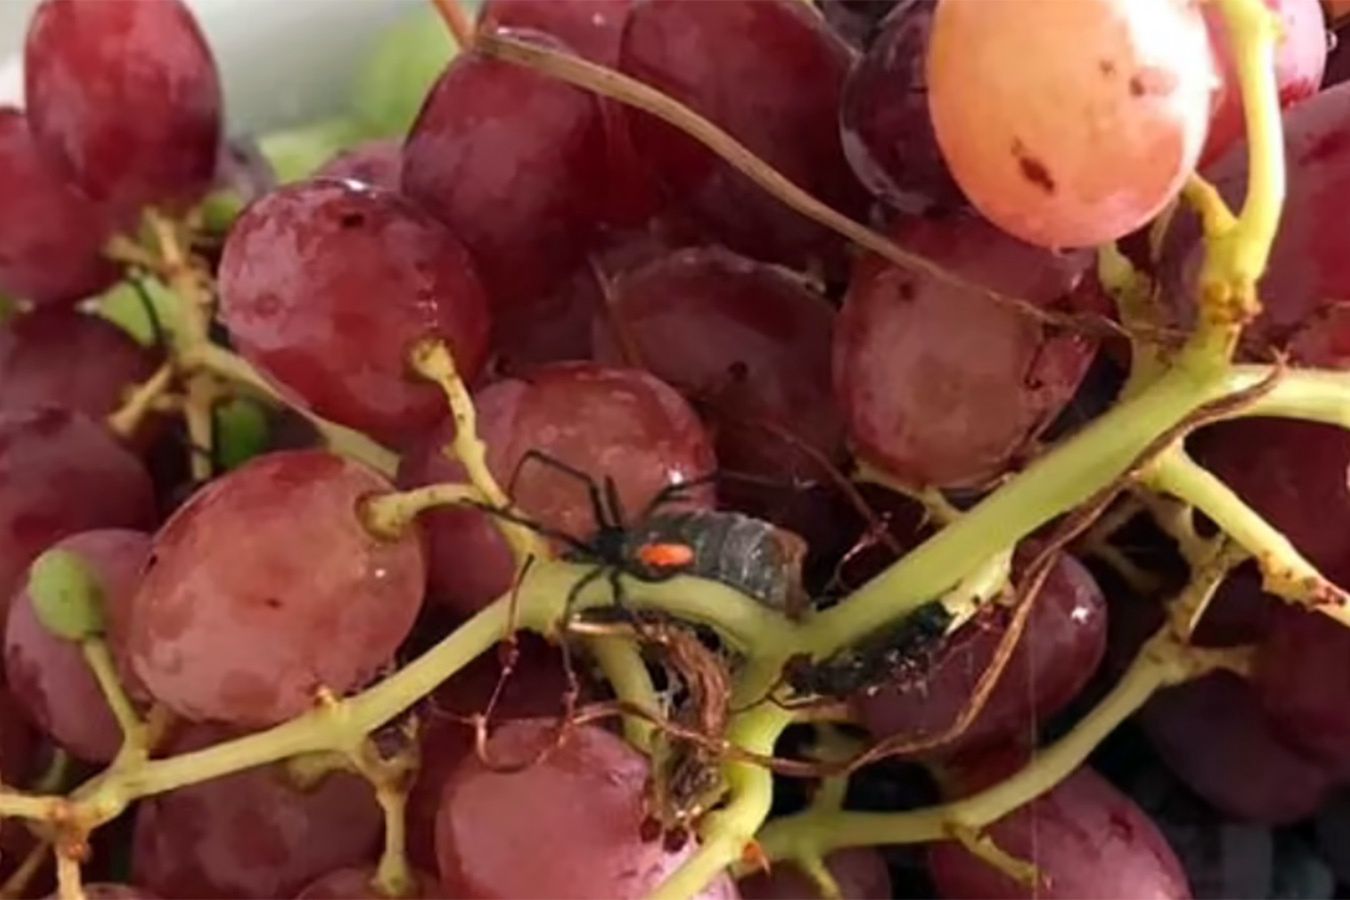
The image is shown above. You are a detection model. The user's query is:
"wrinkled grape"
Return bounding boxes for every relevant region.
[128,451,425,726]
[928,0,1215,248]
[219,179,491,445]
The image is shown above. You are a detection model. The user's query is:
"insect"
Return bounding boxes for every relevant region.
[477,449,810,614]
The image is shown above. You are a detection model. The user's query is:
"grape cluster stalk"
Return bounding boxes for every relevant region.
[4,0,1350,898]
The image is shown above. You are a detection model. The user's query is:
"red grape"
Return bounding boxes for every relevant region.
[436,719,737,898]
[1199,0,1327,165]
[132,725,382,899]
[593,246,843,479]
[928,0,1215,249]
[296,867,439,899]
[819,0,901,48]
[315,140,402,193]
[0,407,156,614]
[5,529,149,763]
[0,107,118,307]
[402,33,609,314]
[45,887,158,900]
[218,179,491,445]
[1140,671,1337,824]
[738,848,890,899]
[0,686,38,787]
[0,308,158,419]
[927,766,1190,899]
[128,450,425,727]
[1252,603,1350,768]
[23,0,221,215]
[398,363,715,616]
[833,213,1099,488]
[839,0,966,215]
[854,553,1107,758]
[493,261,602,370]
[618,0,866,272]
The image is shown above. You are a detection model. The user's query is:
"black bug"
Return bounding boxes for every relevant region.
[785,599,954,698]
[477,450,808,613]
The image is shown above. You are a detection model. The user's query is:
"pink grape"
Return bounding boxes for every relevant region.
[927,0,1216,248]
[5,529,149,763]
[854,553,1107,758]
[839,0,966,214]
[315,140,402,193]
[928,766,1191,899]
[218,178,491,445]
[0,308,158,419]
[619,0,866,272]
[593,246,843,480]
[1199,0,1327,165]
[24,0,222,214]
[0,408,156,613]
[1141,671,1337,823]
[402,32,608,316]
[132,725,382,899]
[739,848,890,899]
[398,363,715,616]
[296,867,439,899]
[833,213,1099,488]
[128,450,425,727]
[0,107,119,307]
[436,719,737,899]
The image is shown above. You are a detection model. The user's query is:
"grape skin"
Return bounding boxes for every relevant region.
[0,408,156,614]
[398,363,715,616]
[1253,604,1350,769]
[132,725,382,899]
[314,140,402,193]
[927,0,1216,248]
[738,848,890,899]
[436,720,737,899]
[219,179,491,446]
[5,529,149,763]
[128,451,425,727]
[0,309,158,419]
[833,214,1098,488]
[295,866,439,899]
[0,107,119,307]
[23,0,222,215]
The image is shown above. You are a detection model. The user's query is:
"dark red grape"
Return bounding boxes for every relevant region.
[219,179,491,445]
[928,766,1190,899]
[0,686,38,787]
[1140,671,1336,824]
[1252,603,1350,768]
[493,260,602,370]
[315,140,402,193]
[132,725,382,899]
[398,363,715,616]
[1199,0,1327,165]
[1327,19,1350,88]
[24,0,221,214]
[834,213,1099,488]
[436,719,737,898]
[618,0,865,272]
[402,33,608,315]
[5,529,149,763]
[818,0,901,48]
[854,553,1106,758]
[128,450,425,727]
[738,848,890,899]
[0,308,158,419]
[296,866,439,899]
[839,0,966,215]
[0,107,118,307]
[0,408,156,614]
[593,246,843,480]
[1315,788,1350,884]
[45,886,158,900]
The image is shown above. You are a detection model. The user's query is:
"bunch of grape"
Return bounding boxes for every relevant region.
[3,0,1350,898]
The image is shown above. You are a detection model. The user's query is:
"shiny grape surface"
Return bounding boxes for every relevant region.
[834,214,1098,487]
[219,178,491,445]
[0,308,158,419]
[128,451,425,726]
[928,0,1215,248]
[0,408,156,611]
[5,529,150,763]
[315,140,402,193]
[0,107,118,307]
[24,0,222,214]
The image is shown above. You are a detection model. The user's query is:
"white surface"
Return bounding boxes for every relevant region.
[0,0,411,130]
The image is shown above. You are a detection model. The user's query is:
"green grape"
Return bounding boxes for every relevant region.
[351,6,458,138]
[28,548,106,642]
[258,117,368,185]
[215,397,271,471]
[199,188,247,236]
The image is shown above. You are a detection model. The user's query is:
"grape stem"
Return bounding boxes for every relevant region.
[106,362,174,439]
[0,839,50,899]
[360,483,479,540]
[54,845,84,900]
[430,0,475,48]
[588,634,659,751]
[80,639,150,767]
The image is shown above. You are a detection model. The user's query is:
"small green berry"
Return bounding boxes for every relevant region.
[28,549,106,642]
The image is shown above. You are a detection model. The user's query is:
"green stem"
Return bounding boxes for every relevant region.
[81,640,147,765]
[372,787,415,898]
[588,635,658,751]
[1233,366,1350,428]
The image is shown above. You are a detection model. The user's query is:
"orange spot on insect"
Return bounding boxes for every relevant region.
[637,542,695,569]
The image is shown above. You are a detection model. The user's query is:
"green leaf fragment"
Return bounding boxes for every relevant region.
[28,549,106,641]
[258,116,369,185]
[351,7,458,138]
